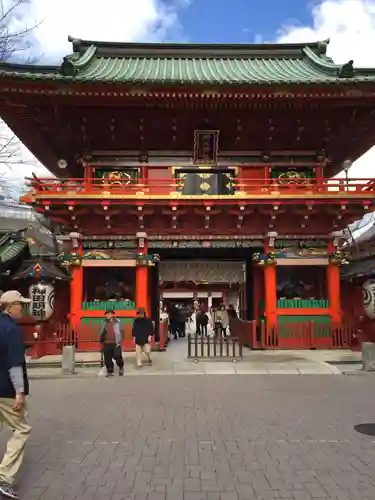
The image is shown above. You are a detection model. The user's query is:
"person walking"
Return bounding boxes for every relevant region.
[100,310,124,377]
[132,307,153,368]
[0,290,33,500]
[214,303,229,337]
[196,305,209,337]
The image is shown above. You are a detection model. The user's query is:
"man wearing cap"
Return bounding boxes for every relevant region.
[132,307,153,368]
[0,290,32,499]
[100,310,124,377]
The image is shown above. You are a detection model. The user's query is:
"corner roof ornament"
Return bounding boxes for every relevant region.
[68,36,82,45]
[317,39,330,54]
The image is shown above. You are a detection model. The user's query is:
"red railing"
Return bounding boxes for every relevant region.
[230,318,258,348]
[230,319,356,350]
[24,322,167,358]
[22,176,375,199]
[260,321,355,349]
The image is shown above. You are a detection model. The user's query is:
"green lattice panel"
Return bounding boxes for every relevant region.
[258,299,329,323]
[277,315,331,339]
[82,300,136,311]
[277,299,329,308]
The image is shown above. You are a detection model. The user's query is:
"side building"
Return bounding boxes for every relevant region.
[0,200,69,356]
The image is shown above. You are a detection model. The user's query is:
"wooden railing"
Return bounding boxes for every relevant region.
[22,176,375,199]
[187,333,243,360]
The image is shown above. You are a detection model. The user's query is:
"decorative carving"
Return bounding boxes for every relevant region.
[136,253,160,267]
[82,240,137,250]
[276,248,328,258]
[252,252,277,265]
[271,167,314,184]
[329,250,349,266]
[96,168,139,185]
[275,239,328,249]
[278,170,307,184]
[148,239,262,249]
[82,250,111,260]
[58,251,81,268]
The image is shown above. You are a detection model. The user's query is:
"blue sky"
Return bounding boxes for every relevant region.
[173,0,311,44]
[2,0,375,188]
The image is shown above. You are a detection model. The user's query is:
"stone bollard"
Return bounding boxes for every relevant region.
[61,345,76,374]
[362,342,375,372]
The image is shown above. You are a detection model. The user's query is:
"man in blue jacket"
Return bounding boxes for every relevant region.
[0,290,32,499]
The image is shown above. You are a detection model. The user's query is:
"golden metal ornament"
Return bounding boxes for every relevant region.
[200,182,210,191]
[176,172,186,189]
[102,170,133,185]
[278,171,306,184]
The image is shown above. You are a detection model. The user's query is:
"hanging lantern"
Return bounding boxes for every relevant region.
[29,283,55,320]
[363,280,375,320]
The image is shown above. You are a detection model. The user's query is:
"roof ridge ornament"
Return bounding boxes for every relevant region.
[60,56,76,77]
[338,60,354,78]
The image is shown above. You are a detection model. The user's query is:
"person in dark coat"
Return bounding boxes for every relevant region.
[132,307,153,367]
[100,310,124,377]
[196,305,209,337]
[227,304,238,319]
[0,290,33,500]
[168,304,180,339]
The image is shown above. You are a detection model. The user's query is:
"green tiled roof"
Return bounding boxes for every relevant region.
[1,38,375,85]
[0,237,27,263]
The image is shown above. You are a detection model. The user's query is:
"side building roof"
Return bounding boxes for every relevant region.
[1,37,375,86]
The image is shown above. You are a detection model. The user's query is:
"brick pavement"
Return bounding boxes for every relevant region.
[1,375,375,500]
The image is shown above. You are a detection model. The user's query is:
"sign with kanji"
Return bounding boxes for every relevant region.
[29,283,55,320]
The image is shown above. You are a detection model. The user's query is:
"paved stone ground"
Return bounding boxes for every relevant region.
[28,340,358,376]
[2,375,375,500]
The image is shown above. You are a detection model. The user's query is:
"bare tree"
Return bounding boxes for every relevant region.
[0,0,40,202]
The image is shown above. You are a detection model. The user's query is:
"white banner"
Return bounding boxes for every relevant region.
[363,280,375,320]
[29,283,55,320]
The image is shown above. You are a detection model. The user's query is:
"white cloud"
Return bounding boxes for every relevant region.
[28,0,187,62]
[0,0,188,197]
[276,0,375,179]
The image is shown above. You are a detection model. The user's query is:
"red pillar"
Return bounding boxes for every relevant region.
[136,267,148,312]
[70,266,83,328]
[264,265,277,327]
[327,242,341,325]
[84,165,93,191]
[327,264,341,325]
[136,232,149,315]
[69,237,83,329]
[263,237,277,327]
